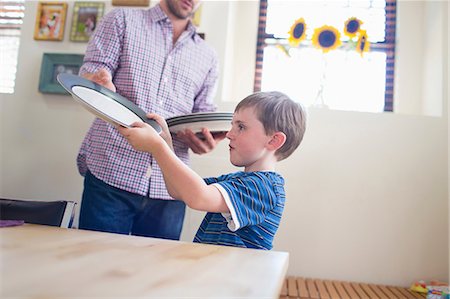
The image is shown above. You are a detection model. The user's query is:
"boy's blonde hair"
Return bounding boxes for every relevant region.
[235,91,306,161]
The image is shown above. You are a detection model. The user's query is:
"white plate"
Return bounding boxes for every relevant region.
[57,73,161,133]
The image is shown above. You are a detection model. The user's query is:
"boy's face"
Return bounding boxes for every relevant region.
[226,107,273,172]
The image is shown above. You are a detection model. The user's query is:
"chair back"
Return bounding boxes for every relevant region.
[0,198,76,228]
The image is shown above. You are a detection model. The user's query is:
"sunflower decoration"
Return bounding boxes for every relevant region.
[312,25,341,53]
[344,17,363,38]
[288,18,307,47]
[356,29,370,56]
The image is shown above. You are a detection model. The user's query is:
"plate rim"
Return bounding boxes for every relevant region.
[166,112,233,122]
[168,119,231,134]
[167,117,233,127]
[57,73,161,133]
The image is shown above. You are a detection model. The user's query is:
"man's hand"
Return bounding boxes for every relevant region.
[82,69,116,92]
[177,128,227,155]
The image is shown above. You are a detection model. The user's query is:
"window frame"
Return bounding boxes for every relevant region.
[253,0,397,112]
[0,0,25,94]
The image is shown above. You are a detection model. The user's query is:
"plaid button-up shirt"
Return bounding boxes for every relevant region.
[77,5,218,199]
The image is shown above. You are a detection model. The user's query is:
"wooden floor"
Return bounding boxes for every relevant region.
[280,277,427,299]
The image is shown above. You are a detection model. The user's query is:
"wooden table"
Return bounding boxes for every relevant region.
[0,224,289,298]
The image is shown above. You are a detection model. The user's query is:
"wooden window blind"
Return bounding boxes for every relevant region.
[0,0,25,94]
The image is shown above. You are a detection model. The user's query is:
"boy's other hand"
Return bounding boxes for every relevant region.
[177,128,227,155]
[82,69,117,92]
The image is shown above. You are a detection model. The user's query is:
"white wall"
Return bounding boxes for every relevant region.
[0,0,448,287]
[394,1,445,117]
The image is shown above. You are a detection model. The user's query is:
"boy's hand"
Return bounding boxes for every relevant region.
[82,69,116,92]
[177,128,227,155]
[118,113,173,153]
[118,121,164,153]
[146,113,173,146]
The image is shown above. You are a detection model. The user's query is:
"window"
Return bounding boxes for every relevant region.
[0,0,25,94]
[254,0,396,112]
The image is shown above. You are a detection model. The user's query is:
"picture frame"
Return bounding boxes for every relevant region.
[70,2,105,42]
[34,2,68,41]
[112,0,149,6]
[39,53,84,94]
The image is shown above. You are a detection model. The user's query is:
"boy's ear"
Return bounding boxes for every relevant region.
[267,132,286,151]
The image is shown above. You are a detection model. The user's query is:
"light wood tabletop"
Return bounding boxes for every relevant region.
[0,224,289,298]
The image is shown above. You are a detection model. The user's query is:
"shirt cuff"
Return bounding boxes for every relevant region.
[212,183,241,232]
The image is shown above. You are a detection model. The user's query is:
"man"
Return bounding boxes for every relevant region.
[77,0,224,240]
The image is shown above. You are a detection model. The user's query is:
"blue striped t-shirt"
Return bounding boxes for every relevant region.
[193,171,285,250]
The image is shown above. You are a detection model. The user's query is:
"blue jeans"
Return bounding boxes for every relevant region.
[79,170,186,240]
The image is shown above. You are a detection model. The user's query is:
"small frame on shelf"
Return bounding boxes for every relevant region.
[112,0,149,6]
[34,2,68,41]
[39,53,84,94]
[70,2,105,42]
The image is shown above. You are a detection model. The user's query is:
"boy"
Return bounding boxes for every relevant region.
[118,91,306,250]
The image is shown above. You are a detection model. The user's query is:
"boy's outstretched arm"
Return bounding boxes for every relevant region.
[118,115,230,213]
[155,143,229,213]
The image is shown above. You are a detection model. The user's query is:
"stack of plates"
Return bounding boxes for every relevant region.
[166,112,233,136]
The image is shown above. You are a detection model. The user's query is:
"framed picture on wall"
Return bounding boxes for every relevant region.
[70,2,105,42]
[39,53,84,94]
[34,2,68,41]
[112,0,149,6]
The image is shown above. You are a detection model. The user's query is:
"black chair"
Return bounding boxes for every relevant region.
[0,198,76,228]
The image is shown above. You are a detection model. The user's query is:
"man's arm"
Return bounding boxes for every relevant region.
[79,9,124,82]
